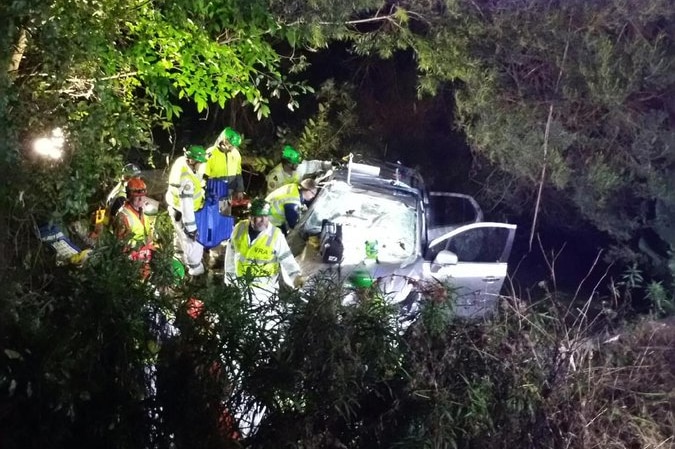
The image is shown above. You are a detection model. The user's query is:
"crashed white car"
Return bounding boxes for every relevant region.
[286,159,516,321]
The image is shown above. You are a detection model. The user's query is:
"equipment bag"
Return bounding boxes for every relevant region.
[36,224,82,263]
[319,220,344,264]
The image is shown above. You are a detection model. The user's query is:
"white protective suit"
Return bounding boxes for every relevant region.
[224,219,303,305]
[223,218,304,436]
[165,156,206,276]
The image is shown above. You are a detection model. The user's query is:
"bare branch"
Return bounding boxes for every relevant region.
[528,19,571,252]
[285,13,399,27]
[529,103,553,252]
[8,28,28,76]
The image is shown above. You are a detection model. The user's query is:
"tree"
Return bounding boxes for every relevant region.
[295,0,675,273]
[0,0,320,226]
[408,1,674,270]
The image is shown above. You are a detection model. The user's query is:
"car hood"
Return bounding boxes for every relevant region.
[296,242,424,305]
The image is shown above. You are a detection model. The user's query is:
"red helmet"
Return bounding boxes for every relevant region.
[126,177,147,198]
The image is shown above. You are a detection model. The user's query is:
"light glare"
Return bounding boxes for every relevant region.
[33,129,65,160]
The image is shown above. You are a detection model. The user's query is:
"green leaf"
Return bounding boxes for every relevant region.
[195,95,207,113]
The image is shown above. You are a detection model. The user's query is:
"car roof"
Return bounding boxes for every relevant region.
[330,159,425,199]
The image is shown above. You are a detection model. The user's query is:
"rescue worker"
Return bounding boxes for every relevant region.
[113,177,155,278]
[166,145,207,276]
[224,198,304,435]
[107,163,142,217]
[204,127,245,201]
[265,145,332,194]
[114,178,175,404]
[265,178,319,234]
[203,127,245,268]
[224,198,305,297]
[84,163,143,245]
[113,177,154,248]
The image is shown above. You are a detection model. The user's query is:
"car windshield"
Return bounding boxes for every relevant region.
[302,180,418,263]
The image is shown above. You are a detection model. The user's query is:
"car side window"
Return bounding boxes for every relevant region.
[426,226,512,263]
[445,227,511,263]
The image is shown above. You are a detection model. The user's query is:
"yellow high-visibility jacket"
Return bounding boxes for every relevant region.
[205,146,244,193]
[265,183,301,227]
[265,160,329,194]
[165,156,204,233]
[224,220,302,287]
[114,202,153,248]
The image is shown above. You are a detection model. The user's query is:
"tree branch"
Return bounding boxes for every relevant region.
[529,19,571,252]
[285,13,399,27]
[8,28,28,76]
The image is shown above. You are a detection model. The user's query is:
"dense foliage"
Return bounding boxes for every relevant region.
[3,262,673,448]
[3,1,674,262]
[1,0,674,447]
[446,1,675,265]
[302,0,675,279]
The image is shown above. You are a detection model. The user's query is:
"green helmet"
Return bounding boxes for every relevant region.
[220,127,241,147]
[349,269,375,289]
[185,145,207,163]
[281,145,301,165]
[249,198,271,217]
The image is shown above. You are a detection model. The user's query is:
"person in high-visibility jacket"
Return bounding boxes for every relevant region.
[204,127,245,201]
[107,163,142,218]
[265,145,331,194]
[202,127,244,268]
[224,198,305,295]
[113,177,154,247]
[113,177,155,278]
[265,178,318,234]
[90,163,141,242]
[224,198,303,434]
[165,145,207,276]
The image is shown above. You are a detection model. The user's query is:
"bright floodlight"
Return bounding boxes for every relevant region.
[33,128,65,160]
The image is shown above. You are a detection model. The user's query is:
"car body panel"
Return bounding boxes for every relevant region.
[423,222,517,317]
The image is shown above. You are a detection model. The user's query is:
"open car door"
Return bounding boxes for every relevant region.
[426,192,484,244]
[423,222,516,318]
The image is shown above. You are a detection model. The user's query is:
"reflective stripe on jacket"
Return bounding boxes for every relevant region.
[167,156,205,211]
[265,163,300,194]
[115,203,153,248]
[265,183,301,227]
[231,221,281,278]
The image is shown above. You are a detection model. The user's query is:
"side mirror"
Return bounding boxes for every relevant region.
[430,250,458,273]
[435,250,458,265]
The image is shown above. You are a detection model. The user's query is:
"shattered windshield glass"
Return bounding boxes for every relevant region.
[302,181,418,263]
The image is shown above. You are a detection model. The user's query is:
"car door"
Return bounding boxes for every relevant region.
[422,222,516,318]
[425,192,484,244]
